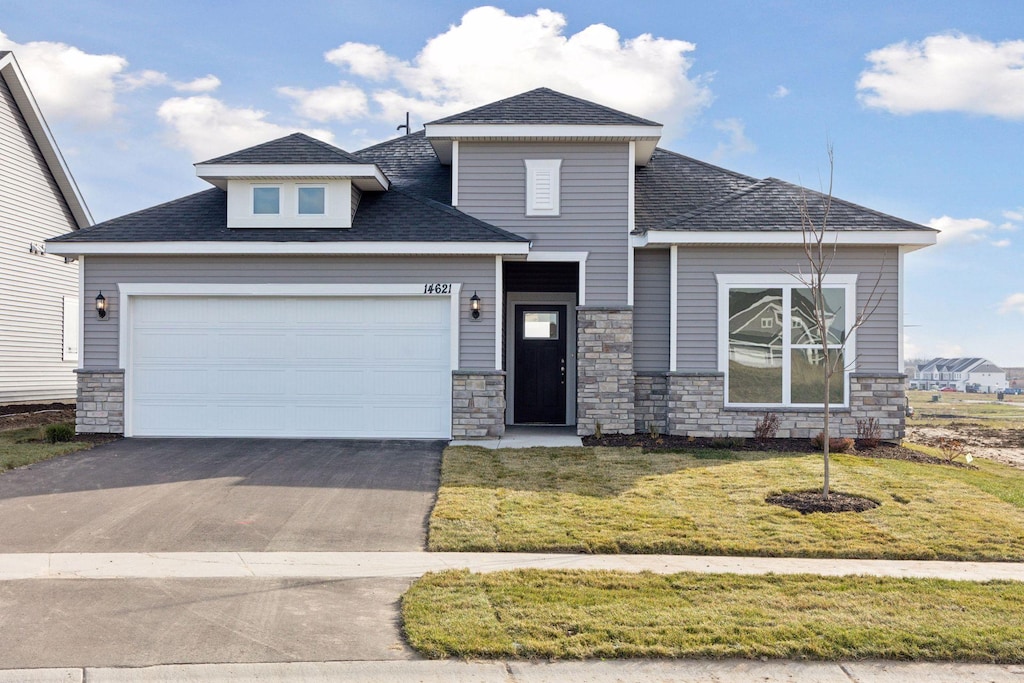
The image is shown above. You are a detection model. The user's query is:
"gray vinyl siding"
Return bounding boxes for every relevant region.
[0,76,79,401]
[457,142,629,306]
[676,246,899,373]
[633,248,670,371]
[82,255,497,369]
[351,185,361,223]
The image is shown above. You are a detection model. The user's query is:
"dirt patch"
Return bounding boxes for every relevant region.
[907,424,1024,469]
[766,490,880,514]
[583,433,973,467]
[0,403,76,431]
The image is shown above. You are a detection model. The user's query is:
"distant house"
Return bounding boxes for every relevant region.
[0,52,91,402]
[912,358,1008,393]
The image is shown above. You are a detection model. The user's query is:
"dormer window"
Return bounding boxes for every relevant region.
[252,186,280,215]
[525,159,561,216]
[297,186,326,215]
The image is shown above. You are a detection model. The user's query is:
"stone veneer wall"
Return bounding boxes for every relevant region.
[576,307,634,436]
[634,372,668,434]
[451,370,506,438]
[667,372,907,440]
[75,369,125,434]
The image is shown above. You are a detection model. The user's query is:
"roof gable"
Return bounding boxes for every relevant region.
[199,132,367,165]
[427,87,661,126]
[0,51,92,228]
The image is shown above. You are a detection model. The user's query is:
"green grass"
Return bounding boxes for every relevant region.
[0,424,94,472]
[429,446,1024,560]
[403,569,1024,661]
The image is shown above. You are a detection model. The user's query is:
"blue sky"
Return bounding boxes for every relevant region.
[3,1,1022,365]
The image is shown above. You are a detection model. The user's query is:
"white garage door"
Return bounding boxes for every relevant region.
[128,296,452,438]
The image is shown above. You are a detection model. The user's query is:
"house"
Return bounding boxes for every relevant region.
[47,88,936,439]
[911,358,1007,393]
[0,52,91,403]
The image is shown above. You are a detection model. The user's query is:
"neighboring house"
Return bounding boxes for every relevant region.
[911,358,1008,393]
[0,52,91,403]
[47,88,936,439]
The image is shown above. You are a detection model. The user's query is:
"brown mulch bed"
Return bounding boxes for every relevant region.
[0,402,121,445]
[766,490,880,514]
[582,433,976,468]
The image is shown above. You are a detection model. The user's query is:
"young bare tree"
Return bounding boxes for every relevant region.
[793,145,885,498]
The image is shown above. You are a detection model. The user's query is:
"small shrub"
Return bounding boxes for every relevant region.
[936,436,972,464]
[710,436,746,449]
[44,423,76,444]
[648,422,661,440]
[811,431,855,453]
[593,422,603,439]
[856,417,882,449]
[753,412,780,443]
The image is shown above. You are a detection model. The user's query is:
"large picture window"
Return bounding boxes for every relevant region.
[717,275,856,407]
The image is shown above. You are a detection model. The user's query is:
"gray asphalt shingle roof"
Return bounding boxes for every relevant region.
[428,87,661,126]
[656,177,934,233]
[50,186,527,244]
[355,131,451,204]
[198,132,369,165]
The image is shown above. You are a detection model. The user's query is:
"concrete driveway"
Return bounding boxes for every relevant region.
[0,438,444,553]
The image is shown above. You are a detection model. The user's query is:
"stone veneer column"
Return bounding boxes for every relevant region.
[634,372,668,434]
[451,370,506,439]
[849,373,907,440]
[576,307,634,436]
[75,368,125,434]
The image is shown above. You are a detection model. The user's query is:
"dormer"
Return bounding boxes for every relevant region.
[195,133,389,229]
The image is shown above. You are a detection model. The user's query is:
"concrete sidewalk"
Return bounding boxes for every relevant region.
[4,659,1024,682]
[2,551,1022,581]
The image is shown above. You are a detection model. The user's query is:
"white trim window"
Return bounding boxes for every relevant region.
[252,186,280,215]
[524,159,561,216]
[717,274,857,408]
[297,185,326,215]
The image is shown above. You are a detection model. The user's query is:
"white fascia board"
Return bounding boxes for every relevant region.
[526,251,588,263]
[425,123,663,164]
[196,163,389,191]
[0,55,93,228]
[635,230,938,249]
[46,240,531,257]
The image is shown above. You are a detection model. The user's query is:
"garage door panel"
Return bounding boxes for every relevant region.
[135,331,210,359]
[294,369,367,397]
[129,295,453,438]
[217,332,289,359]
[134,368,210,396]
[294,333,367,360]
[214,369,289,395]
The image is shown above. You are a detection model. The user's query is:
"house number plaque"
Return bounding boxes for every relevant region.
[423,283,453,294]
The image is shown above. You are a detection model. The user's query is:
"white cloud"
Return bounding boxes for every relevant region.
[1004,209,1024,222]
[173,75,221,93]
[0,30,127,125]
[120,69,168,91]
[999,222,1019,231]
[288,6,712,128]
[926,215,993,244]
[157,95,335,160]
[278,83,368,122]
[711,118,756,160]
[771,85,790,99]
[991,238,1012,248]
[999,293,1024,315]
[857,33,1024,119]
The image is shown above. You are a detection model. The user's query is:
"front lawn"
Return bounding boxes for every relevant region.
[429,446,1024,560]
[403,569,1024,661]
[0,424,96,472]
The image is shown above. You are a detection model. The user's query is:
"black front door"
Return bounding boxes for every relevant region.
[514,304,567,424]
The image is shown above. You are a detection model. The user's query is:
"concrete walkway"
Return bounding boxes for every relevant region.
[5,659,1024,682]
[1,551,1022,581]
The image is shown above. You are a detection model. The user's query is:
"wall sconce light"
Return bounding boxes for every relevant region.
[470,291,481,319]
[95,291,108,319]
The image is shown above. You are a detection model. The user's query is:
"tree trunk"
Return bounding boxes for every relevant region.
[823,344,831,499]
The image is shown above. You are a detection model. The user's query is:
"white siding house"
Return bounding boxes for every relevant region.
[0,52,91,402]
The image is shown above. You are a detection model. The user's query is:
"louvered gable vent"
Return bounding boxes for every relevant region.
[525,159,561,216]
